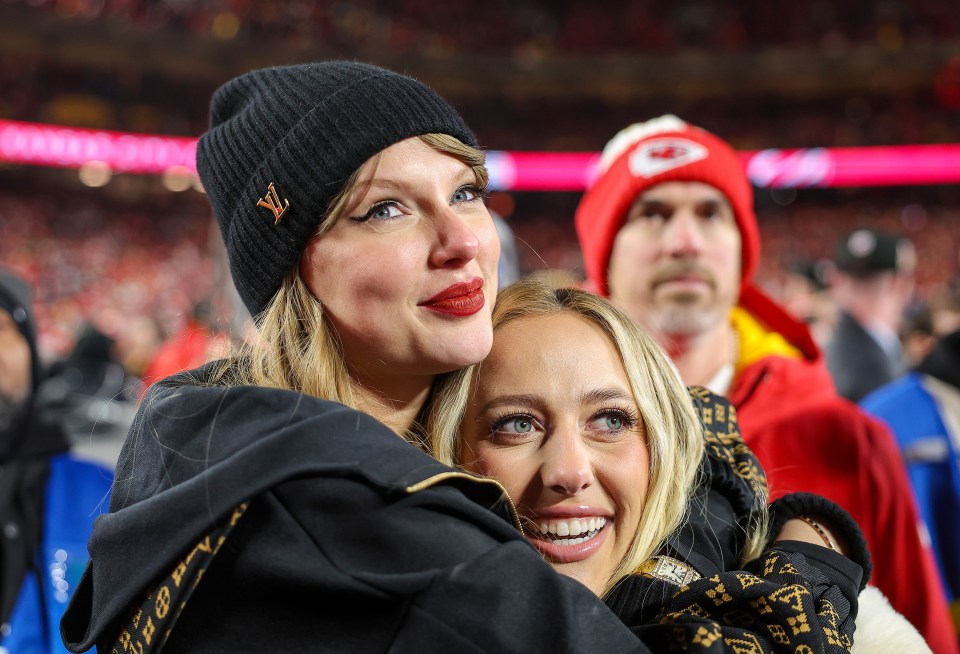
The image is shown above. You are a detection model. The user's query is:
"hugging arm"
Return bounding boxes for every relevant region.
[603,389,868,651]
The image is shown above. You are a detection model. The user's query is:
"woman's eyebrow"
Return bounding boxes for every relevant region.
[580,388,634,404]
[352,165,476,198]
[477,393,543,413]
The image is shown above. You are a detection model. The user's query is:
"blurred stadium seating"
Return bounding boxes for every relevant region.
[1,0,958,369]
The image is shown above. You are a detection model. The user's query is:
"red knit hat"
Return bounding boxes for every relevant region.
[575,116,760,297]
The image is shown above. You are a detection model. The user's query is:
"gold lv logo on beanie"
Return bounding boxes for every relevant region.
[256,182,290,224]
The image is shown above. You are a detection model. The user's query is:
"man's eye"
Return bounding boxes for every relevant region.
[629,206,667,222]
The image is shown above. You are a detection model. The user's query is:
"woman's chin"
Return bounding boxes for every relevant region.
[431,332,494,371]
[526,524,613,596]
[552,562,608,597]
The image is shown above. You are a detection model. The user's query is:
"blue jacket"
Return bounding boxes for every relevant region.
[862,371,960,602]
[2,453,112,654]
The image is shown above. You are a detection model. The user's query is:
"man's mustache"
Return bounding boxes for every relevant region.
[650,261,716,289]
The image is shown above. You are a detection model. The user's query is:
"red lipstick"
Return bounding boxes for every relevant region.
[419,277,485,316]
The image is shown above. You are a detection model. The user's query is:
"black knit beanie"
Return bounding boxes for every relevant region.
[196,61,477,318]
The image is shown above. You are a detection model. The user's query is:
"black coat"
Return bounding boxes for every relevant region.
[826,310,903,402]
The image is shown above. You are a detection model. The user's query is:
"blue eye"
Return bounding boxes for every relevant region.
[604,415,623,430]
[452,185,482,204]
[366,202,402,221]
[489,413,540,440]
[499,417,533,433]
[351,201,403,223]
[587,409,637,435]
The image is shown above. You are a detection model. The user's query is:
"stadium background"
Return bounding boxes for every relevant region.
[1,0,958,379]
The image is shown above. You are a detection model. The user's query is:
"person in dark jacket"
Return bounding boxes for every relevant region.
[826,228,916,402]
[0,269,113,653]
[62,62,873,654]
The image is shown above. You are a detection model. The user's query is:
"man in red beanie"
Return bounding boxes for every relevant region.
[575,115,958,653]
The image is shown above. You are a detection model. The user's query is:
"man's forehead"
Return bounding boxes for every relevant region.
[634,181,733,206]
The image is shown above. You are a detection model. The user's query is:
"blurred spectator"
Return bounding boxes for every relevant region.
[38,323,138,444]
[112,313,163,383]
[780,258,836,348]
[0,189,216,366]
[0,269,112,654]
[862,301,960,636]
[826,228,916,402]
[930,277,960,340]
[572,115,957,650]
[901,302,939,370]
[139,299,231,397]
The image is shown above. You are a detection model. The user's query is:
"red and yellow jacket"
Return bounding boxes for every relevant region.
[730,285,958,654]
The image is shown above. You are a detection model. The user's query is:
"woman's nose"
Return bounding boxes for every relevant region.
[541,428,594,496]
[429,207,481,268]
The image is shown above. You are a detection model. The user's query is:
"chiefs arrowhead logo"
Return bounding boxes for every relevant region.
[628,138,708,178]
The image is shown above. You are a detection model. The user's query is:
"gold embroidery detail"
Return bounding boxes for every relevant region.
[735,572,765,589]
[112,502,250,654]
[770,584,809,612]
[692,625,722,647]
[723,632,765,652]
[787,612,811,635]
[154,587,171,620]
[749,595,773,615]
[706,582,733,605]
[768,623,789,644]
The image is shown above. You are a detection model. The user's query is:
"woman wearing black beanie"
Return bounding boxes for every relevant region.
[61,60,653,654]
[61,62,876,653]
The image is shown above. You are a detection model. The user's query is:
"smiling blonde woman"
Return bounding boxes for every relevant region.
[429,279,893,651]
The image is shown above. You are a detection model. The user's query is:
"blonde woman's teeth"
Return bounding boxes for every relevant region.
[533,517,606,542]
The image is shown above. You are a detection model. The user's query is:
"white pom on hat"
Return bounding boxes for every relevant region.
[597,115,689,173]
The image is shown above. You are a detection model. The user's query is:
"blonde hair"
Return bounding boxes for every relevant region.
[428,279,705,596]
[211,134,488,423]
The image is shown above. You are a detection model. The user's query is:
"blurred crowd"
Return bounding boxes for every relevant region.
[3,54,959,151]
[0,188,215,372]
[8,0,960,55]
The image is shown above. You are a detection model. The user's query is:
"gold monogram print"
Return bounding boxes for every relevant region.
[688,386,769,497]
[112,503,249,654]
